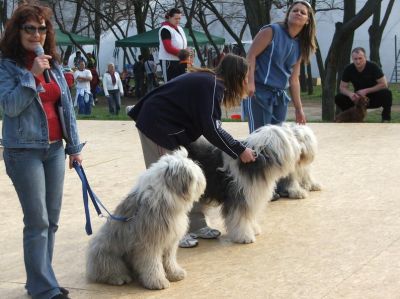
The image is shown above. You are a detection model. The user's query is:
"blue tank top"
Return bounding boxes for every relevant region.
[254,23,301,89]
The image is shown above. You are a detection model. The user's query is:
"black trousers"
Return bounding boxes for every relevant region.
[335,89,392,121]
[161,60,182,82]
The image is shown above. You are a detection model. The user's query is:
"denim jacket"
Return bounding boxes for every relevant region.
[0,58,84,155]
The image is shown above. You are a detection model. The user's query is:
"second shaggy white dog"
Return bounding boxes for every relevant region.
[277,124,321,199]
[86,148,206,290]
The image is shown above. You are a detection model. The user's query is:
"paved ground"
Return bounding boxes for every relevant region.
[1,120,400,299]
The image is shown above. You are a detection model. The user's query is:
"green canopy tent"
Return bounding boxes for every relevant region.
[55,29,97,46]
[115,28,225,48]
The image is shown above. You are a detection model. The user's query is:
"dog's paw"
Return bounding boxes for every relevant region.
[288,189,308,199]
[310,182,322,191]
[106,274,132,286]
[252,223,262,236]
[231,233,256,244]
[142,276,170,290]
[166,267,186,282]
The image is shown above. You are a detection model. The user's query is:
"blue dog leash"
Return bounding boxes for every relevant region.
[73,161,129,235]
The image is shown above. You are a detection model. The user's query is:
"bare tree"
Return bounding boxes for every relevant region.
[243,0,272,38]
[368,0,395,67]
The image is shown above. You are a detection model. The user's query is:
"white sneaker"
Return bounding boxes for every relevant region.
[190,227,221,239]
[125,105,134,114]
[179,234,198,248]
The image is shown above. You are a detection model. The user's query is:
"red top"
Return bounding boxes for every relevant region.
[27,52,62,142]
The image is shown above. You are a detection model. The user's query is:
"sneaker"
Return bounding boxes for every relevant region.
[190,227,221,239]
[179,234,198,248]
[60,287,69,295]
[126,105,135,114]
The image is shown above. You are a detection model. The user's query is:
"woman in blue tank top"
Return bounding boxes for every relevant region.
[246,1,317,132]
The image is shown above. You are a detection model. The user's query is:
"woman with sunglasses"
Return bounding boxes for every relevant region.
[0,3,83,299]
[246,1,317,132]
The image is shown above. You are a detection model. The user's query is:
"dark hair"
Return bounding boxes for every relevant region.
[215,53,249,108]
[165,8,181,19]
[284,1,316,64]
[178,49,189,61]
[0,2,60,66]
[352,47,366,55]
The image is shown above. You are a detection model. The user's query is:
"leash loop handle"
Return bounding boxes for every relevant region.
[73,161,128,235]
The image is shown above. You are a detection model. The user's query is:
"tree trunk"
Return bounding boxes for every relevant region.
[243,0,271,38]
[300,62,307,92]
[307,63,313,95]
[335,0,355,93]
[368,0,395,66]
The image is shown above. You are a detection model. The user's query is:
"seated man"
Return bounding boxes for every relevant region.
[335,47,392,122]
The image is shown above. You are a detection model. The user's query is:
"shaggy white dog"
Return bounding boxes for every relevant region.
[277,124,322,199]
[86,148,206,290]
[187,125,300,244]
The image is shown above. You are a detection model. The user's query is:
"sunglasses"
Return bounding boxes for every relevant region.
[292,1,311,8]
[21,25,47,35]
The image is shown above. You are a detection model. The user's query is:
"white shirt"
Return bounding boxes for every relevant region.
[102,72,124,96]
[73,69,92,92]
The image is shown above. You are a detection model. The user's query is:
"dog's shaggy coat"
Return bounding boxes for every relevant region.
[277,124,321,199]
[86,148,206,290]
[187,125,300,244]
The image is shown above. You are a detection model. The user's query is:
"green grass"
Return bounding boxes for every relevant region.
[76,102,132,121]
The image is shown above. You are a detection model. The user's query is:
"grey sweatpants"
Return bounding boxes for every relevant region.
[138,131,207,232]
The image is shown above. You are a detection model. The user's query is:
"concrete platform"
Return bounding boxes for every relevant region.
[1,121,400,299]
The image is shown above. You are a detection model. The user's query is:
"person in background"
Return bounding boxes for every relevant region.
[73,50,85,69]
[133,55,145,98]
[143,54,158,93]
[128,54,256,248]
[245,0,317,132]
[0,3,84,299]
[61,59,74,90]
[87,61,100,104]
[86,52,96,69]
[103,62,124,115]
[335,47,392,122]
[73,60,93,114]
[177,48,192,75]
[158,7,188,82]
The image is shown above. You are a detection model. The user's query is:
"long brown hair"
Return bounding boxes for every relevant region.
[189,54,249,109]
[284,1,317,64]
[0,1,59,66]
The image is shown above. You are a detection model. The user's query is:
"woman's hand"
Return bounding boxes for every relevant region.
[69,154,83,169]
[295,108,306,125]
[31,54,52,77]
[240,148,256,163]
[247,81,256,98]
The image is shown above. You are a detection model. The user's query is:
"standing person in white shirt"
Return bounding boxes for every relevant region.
[158,8,188,82]
[73,60,93,114]
[103,63,124,115]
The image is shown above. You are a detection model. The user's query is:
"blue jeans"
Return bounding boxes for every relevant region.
[107,89,121,115]
[3,141,65,299]
[246,88,289,133]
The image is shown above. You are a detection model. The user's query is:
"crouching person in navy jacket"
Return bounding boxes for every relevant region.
[128,53,255,248]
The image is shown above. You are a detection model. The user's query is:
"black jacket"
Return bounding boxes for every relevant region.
[129,72,245,159]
